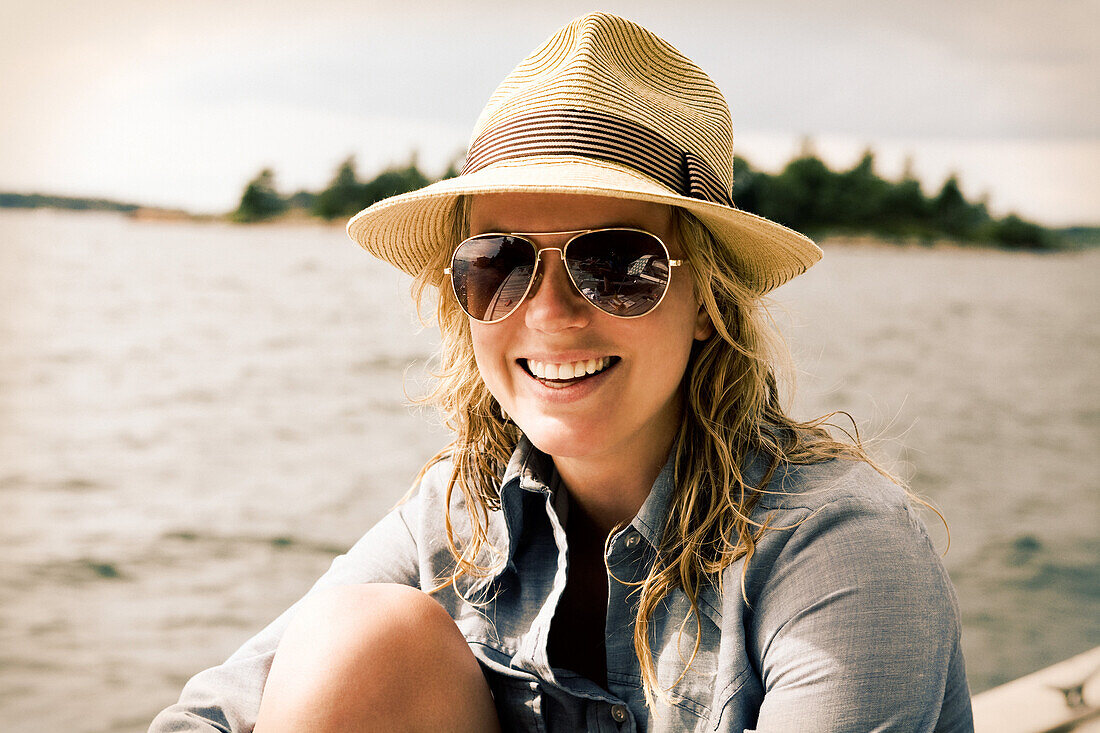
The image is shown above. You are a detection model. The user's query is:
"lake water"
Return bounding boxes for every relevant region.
[1,210,1097,731]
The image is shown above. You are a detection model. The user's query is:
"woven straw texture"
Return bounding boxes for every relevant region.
[347,12,822,295]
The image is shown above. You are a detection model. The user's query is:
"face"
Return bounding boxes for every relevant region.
[467,192,713,464]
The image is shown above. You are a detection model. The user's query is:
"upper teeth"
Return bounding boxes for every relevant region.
[527,357,612,380]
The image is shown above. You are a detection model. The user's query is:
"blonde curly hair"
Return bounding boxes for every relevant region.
[408,195,904,709]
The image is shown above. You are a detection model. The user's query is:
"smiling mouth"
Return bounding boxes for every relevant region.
[520,356,619,383]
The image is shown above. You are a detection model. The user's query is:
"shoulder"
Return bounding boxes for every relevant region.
[698,456,969,730]
[405,451,492,520]
[745,456,928,555]
[412,454,459,504]
[752,456,910,516]
[400,454,472,547]
[736,456,952,606]
[402,450,515,570]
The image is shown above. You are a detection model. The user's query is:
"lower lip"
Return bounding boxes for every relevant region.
[520,362,617,402]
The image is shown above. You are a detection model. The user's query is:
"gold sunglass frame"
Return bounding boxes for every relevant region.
[443,227,684,324]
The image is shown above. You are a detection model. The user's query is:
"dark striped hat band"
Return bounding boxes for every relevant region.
[461,108,734,208]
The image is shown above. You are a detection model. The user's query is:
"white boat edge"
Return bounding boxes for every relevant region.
[972,646,1100,732]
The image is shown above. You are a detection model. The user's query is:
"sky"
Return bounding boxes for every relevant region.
[2,0,1098,225]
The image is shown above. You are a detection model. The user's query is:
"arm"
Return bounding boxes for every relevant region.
[748,492,973,732]
[149,497,422,733]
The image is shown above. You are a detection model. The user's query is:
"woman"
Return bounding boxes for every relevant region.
[152,12,972,732]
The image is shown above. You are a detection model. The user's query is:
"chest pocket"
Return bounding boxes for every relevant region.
[648,591,753,729]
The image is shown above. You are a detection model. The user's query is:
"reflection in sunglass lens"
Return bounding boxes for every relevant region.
[452,236,537,322]
[565,230,670,316]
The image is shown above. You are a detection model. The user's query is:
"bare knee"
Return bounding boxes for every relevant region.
[283,583,460,662]
[255,583,498,733]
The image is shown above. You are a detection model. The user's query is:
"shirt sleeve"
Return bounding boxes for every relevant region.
[148,495,422,733]
[747,493,973,732]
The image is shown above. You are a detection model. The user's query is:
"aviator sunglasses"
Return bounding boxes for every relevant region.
[445,228,683,323]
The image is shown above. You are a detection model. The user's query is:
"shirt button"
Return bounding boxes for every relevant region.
[610,703,628,723]
[624,533,641,549]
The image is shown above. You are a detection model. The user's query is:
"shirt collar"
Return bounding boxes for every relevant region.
[500,435,556,495]
[499,436,680,551]
[495,437,774,554]
[629,453,677,548]
[494,437,557,570]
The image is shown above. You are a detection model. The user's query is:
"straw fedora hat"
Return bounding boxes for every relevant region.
[347,12,821,294]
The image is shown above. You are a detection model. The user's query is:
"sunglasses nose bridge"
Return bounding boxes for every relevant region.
[532,246,565,264]
[526,246,567,296]
[528,246,580,301]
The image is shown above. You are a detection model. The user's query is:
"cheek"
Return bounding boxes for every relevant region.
[469,324,510,391]
[662,282,707,346]
[628,300,701,382]
[469,325,491,372]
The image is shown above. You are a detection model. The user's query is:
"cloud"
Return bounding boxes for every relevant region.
[1,0,1096,221]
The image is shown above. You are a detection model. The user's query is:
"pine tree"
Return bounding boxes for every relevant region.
[234,168,286,222]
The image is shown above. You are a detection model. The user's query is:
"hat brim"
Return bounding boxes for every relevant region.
[346,155,821,295]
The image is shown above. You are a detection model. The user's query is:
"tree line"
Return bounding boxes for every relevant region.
[234,150,1058,249]
[232,156,453,225]
[0,192,140,213]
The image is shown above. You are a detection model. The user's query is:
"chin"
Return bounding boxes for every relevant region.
[514,415,610,460]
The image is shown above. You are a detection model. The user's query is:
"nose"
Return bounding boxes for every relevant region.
[522,248,591,332]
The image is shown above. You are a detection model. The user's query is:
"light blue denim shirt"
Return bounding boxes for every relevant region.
[151,439,973,732]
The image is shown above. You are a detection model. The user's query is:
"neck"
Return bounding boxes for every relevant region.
[552,421,678,538]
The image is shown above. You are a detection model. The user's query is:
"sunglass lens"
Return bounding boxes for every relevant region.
[451,235,537,322]
[566,230,671,316]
